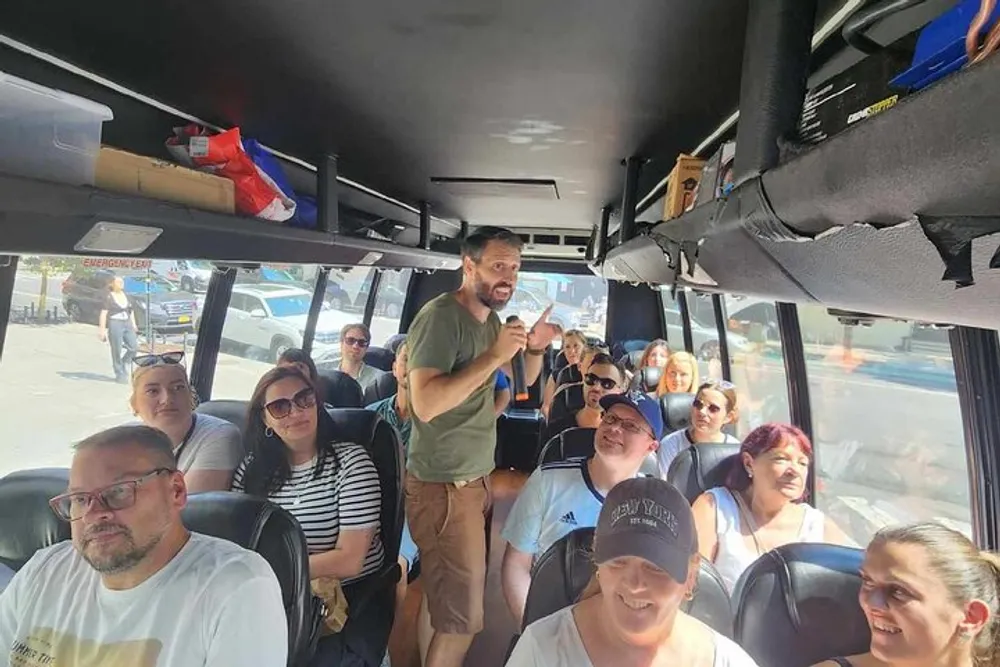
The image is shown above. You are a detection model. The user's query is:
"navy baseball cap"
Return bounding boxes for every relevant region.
[594,477,698,583]
[599,391,664,440]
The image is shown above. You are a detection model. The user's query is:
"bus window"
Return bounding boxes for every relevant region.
[370,269,411,347]
[327,266,375,315]
[797,304,971,544]
[213,264,330,399]
[724,296,790,436]
[660,289,680,351]
[500,272,607,343]
[0,255,201,476]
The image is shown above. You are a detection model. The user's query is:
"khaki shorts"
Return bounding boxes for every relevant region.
[404,473,493,635]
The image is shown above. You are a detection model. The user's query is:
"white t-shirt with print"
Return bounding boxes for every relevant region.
[508,606,759,667]
[0,533,287,667]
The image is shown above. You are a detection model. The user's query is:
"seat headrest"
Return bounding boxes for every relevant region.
[555,364,582,388]
[537,427,596,467]
[733,543,870,667]
[524,527,733,637]
[666,443,741,503]
[625,349,644,372]
[552,351,569,373]
[611,339,649,360]
[362,371,397,406]
[549,383,584,422]
[660,392,695,432]
[319,370,363,408]
[0,469,71,571]
[195,400,248,434]
[632,366,662,392]
[385,333,407,355]
[325,407,380,444]
[364,346,395,372]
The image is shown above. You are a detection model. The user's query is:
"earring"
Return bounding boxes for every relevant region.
[684,590,695,601]
[746,469,753,478]
[265,427,274,438]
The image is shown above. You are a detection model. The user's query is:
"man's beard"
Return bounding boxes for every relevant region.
[474,276,513,311]
[78,523,162,575]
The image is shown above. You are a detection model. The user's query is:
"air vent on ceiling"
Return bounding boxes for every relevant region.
[512,229,589,259]
[430,177,560,200]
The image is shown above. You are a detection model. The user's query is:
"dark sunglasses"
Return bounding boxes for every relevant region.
[49,468,174,521]
[692,398,726,415]
[343,336,369,348]
[134,351,185,367]
[584,373,618,390]
[265,387,317,419]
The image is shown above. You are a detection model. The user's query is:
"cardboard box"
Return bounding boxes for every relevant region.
[663,154,706,220]
[95,146,236,214]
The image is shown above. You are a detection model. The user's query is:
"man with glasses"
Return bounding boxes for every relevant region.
[338,322,387,395]
[0,425,287,666]
[500,391,662,627]
[542,353,622,443]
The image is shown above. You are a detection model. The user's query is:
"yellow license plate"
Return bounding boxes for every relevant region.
[178,315,191,323]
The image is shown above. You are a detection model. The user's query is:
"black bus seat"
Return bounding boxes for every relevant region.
[548,383,585,423]
[318,370,363,408]
[625,349,644,373]
[666,443,741,503]
[196,399,249,438]
[537,427,595,467]
[0,468,71,572]
[732,543,870,667]
[631,366,662,393]
[363,345,395,372]
[182,493,318,667]
[384,334,407,355]
[522,527,733,636]
[361,370,397,406]
[554,364,582,388]
[660,392,696,432]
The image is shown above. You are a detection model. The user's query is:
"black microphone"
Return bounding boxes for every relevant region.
[505,315,529,401]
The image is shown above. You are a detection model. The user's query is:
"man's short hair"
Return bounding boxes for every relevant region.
[461,226,524,262]
[588,352,624,384]
[75,425,177,470]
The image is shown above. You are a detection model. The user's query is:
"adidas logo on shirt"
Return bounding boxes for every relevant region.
[559,511,578,525]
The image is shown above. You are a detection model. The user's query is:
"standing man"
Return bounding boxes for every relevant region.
[406,226,560,667]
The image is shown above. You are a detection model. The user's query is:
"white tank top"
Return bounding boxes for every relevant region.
[706,487,827,594]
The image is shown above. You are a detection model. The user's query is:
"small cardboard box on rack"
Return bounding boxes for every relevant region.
[95,146,236,214]
[663,154,706,220]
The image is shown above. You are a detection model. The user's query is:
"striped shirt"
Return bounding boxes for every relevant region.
[232,442,384,583]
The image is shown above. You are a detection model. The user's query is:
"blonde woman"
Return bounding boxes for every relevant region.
[98,275,139,383]
[657,351,700,395]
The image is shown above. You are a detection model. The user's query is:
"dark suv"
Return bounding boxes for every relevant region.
[62,269,198,334]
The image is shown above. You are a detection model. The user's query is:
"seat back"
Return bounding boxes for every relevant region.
[625,349,644,372]
[362,371,397,407]
[385,333,407,355]
[364,346,395,372]
[537,427,596,467]
[549,383,585,422]
[326,408,404,566]
[611,339,649,360]
[182,493,315,667]
[319,370,364,408]
[555,364,582,388]
[552,350,568,374]
[631,366,662,393]
[732,544,870,667]
[523,528,733,637]
[666,443,740,503]
[0,469,71,571]
[660,392,695,432]
[196,399,249,437]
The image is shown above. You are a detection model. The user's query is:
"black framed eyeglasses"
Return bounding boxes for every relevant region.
[600,411,653,437]
[134,351,185,368]
[265,387,317,419]
[49,468,174,521]
[584,373,618,390]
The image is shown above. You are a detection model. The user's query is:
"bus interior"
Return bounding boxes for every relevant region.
[0,0,998,666]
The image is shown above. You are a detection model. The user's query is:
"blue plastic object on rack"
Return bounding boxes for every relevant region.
[890,0,1000,91]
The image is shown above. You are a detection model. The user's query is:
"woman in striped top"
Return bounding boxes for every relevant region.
[231,365,385,585]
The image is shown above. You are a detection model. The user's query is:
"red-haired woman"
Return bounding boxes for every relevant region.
[691,422,853,593]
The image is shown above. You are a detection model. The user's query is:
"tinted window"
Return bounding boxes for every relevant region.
[371,269,411,346]
[500,272,608,342]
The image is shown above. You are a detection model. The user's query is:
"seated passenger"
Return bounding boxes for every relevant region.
[543,353,624,442]
[541,329,587,418]
[130,351,242,493]
[338,323,386,393]
[657,379,740,477]
[691,423,852,593]
[232,366,384,585]
[507,477,758,667]
[0,425,287,666]
[638,339,671,371]
[494,369,512,416]
[814,522,999,667]
[502,392,663,626]
[657,350,700,395]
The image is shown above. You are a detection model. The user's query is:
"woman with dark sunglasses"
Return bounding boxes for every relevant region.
[691,423,853,594]
[656,380,741,478]
[232,365,384,583]
[129,351,243,493]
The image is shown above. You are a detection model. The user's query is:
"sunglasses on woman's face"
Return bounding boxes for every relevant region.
[134,351,185,367]
[584,373,618,390]
[343,336,369,349]
[692,398,725,415]
[264,388,317,419]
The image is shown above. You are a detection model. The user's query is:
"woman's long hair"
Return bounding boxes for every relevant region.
[656,351,700,395]
[638,339,670,369]
[242,366,336,496]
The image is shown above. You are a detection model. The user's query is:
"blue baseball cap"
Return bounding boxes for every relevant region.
[599,391,664,440]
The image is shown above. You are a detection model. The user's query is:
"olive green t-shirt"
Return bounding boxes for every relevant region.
[406,293,501,483]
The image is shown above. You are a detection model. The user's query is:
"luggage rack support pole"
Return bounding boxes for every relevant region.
[318,154,339,234]
[419,201,432,250]
[733,0,818,182]
[460,220,470,239]
[596,206,612,262]
[619,157,642,244]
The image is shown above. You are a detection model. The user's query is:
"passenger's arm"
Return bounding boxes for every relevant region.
[501,545,534,627]
[691,492,719,562]
[823,516,859,548]
[205,571,288,666]
[309,527,378,580]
